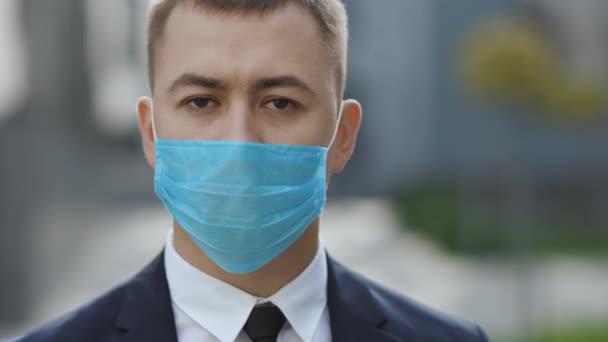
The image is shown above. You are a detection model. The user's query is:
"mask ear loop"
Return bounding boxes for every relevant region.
[137,96,158,140]
[327,101,344,149]
[148,97,158,141]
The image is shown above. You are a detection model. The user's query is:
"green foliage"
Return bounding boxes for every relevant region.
[459,15,608,124]
[495,322,608,342]
[392,182,608,255]
[535,323,608,342]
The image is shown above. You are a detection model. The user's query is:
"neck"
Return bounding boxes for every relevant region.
[172,219,320,298]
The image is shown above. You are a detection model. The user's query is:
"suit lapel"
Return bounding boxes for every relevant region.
[109,250,412,342]
[113,251,178,342]
[326,254,412,342]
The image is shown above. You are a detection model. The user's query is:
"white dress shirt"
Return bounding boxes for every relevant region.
[164,229,332,342]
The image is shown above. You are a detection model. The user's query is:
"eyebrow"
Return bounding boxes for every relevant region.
[254,76,315,95]
[167,73,315,96]
[168,73,226,93]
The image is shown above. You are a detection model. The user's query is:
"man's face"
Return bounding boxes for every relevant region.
[138,2,361,179]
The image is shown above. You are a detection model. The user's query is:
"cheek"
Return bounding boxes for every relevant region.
[262,114,332,146]
[154,107,217,140]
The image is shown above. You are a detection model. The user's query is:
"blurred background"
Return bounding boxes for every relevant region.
[1,0,608,340]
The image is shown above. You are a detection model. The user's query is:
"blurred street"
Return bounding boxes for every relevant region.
[2,198,607,340]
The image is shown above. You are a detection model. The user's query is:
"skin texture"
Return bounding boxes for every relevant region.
[136,2,362,298]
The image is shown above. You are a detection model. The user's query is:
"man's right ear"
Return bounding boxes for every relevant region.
[136,96,156,168]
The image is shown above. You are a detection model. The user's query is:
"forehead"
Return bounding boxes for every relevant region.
[154,2,334,94]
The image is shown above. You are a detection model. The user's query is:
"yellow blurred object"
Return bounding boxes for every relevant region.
[459,15,607,124]
[541,79,606,124]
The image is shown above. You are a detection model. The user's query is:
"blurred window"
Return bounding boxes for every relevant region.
[85,0,148,138]
[0,0,28,122]
[530,0,608,81]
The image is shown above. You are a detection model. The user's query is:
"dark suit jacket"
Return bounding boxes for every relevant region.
[11,252,488,341]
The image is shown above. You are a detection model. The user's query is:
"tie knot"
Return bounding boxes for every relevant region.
[243,303,286,342]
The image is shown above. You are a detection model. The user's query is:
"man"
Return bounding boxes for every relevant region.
[13,0,488,341]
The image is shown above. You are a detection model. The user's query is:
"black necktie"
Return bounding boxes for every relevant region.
[243,303,286,342]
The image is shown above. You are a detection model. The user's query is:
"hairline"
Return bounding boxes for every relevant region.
[146,0,347,99]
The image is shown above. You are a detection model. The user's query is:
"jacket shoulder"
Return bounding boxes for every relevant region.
[13,282,127,342]
[363,275,488,341]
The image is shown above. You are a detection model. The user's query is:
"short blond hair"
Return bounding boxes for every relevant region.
[147,0,348,96]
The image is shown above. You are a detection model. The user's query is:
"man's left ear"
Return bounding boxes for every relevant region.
[328,99,362,174]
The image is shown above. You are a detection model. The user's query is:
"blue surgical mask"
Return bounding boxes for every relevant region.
[150,99,343,273]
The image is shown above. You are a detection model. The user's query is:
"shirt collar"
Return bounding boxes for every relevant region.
[164,229,328,342]
[264,237,328,342]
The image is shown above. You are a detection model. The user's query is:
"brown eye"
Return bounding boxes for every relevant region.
[265,98,298,111]
[188,97,213,109]
[272,99,291,110]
